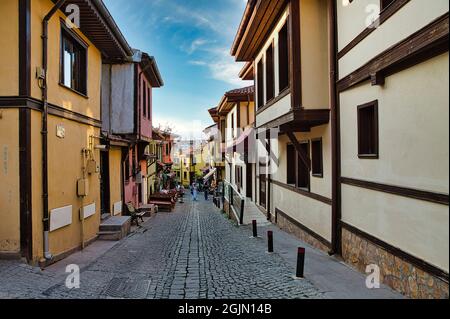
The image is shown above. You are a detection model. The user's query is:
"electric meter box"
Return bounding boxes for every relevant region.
[86,159,97,175]
[77,178,89,197]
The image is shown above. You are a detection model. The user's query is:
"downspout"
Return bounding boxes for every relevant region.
[41,0,67,260]
[329,0,340,256]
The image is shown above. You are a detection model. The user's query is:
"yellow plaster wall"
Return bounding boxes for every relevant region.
[0,109,20,253]
[30,0,102,119]
[299,0,330,109]
[109,147,122,215]
[0,0,19,96]
[46,115,100,257]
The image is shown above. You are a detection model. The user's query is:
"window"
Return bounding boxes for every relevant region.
[297,142,310,190]
[60,25,87,95]
[311,138,323,177]
[132,147,136,175]
[286,144,296,185]
[123,149,130,183]
[257,59,264,109]
[278,22,289,92]
[286,141,310,190]
[184,171,187,179]
[147,87,151,119]
[381,0,395,11]
[231,113,235,139]
[358,101,379,159]
[221,119,226,143]
[235,166,243,191]
[265,44,275,102]
[143,82,147,118]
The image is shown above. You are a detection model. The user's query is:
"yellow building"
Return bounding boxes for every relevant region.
[173,141,209,187]
[0,0,132,265]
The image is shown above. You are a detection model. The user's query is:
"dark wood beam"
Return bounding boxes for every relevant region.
[286,131,311,171]
[289,0,302,109]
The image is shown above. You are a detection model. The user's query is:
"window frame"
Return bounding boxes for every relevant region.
[265,42,275,103]
[231,113,235,139]
[147,87,151,119]
[59,20,88,97]
[380,0,395,11]
[357,100,379,159]
[296,140,310,191]
[311,138,324,178]
[143,80,147,118]
[285,141,311,191]
[286,144,296,185]
[256,59,264,109]
[278,21,290,93]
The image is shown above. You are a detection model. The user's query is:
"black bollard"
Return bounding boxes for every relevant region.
[267,231,274,253]
[296,247,305,278]
[252,220,258,238]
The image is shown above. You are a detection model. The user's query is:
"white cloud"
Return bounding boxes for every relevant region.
[181,38,215,55]
[188,60,207,66]
[189,47,251,86]
[153,116,210,140]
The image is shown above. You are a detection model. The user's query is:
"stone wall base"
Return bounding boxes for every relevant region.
[275,212,330,253]
[341,227,449,299]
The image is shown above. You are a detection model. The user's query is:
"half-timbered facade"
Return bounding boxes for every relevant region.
[336,0,449,298]
[231,0,449,298]
[102,50,163,210]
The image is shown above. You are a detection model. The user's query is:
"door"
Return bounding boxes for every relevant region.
[100,150,111,216]
[246,163,253,198]
[259,174,267,209]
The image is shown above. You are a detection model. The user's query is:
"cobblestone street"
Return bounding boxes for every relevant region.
[0,199,322,299]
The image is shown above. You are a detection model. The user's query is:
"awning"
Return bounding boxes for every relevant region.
[203,168,217,181]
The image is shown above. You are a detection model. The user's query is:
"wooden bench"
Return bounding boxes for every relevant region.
[152,194,175,205]
[126,202,145,226]
[149,200,173,212]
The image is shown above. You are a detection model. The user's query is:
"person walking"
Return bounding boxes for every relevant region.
[191,182,198,201]
[204,180,209,201]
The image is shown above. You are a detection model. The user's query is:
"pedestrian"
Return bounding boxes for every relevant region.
[204,181,209,201]
[191,182,198,201]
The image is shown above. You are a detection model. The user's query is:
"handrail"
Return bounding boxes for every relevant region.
[223,180,245,225]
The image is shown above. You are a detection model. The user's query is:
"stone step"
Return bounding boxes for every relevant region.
[99,216,131,241]
[98,231,123,241]
[101,213,111,221]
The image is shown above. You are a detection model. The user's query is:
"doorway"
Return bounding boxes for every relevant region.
[246,163,253,199]
[259,174,267,209]
[100,150,111,216]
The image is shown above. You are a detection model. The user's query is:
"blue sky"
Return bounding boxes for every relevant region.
[103,0,251,139]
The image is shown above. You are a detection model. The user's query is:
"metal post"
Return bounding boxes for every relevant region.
[252,220,258,238]
[239,199,244,225]
[268,231,273,253]
[296,247,305,278]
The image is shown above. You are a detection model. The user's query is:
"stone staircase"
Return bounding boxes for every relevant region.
[242,199,271,226]
[98,215,131,241]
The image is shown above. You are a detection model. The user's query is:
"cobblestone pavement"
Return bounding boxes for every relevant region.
[0,198,322,299]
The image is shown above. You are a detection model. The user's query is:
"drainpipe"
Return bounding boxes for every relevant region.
[41,0,67,260]
[329,0,340,256]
